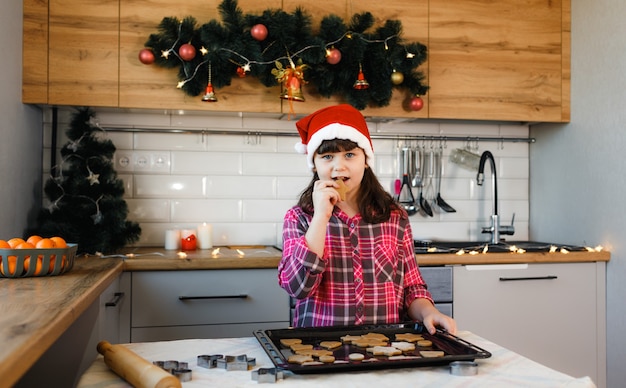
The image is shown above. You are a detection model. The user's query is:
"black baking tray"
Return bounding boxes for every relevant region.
[253,322,491,374]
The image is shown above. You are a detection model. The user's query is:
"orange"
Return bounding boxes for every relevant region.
[24,256,43,275]
[50,236,67,248]
[0,240,10,249]
[26,235,43,245]
[0,256,17,276]
[36,238,55,249]
[8,238,25,248]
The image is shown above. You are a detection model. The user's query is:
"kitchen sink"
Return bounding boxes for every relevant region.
[414,240,590,254]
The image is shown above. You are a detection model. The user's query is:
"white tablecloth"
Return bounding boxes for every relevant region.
[77,331,595,388]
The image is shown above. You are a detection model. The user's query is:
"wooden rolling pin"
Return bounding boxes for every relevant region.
[97,341,182,388]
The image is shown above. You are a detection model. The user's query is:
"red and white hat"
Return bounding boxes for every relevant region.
[295,104,374,170]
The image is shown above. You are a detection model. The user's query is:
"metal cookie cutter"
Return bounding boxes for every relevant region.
[216,355,256,371]
[197,354,224,369]
[251,367,284,384]
[172,368,193,382]
[450,361,478,376]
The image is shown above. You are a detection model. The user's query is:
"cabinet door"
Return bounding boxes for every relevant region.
[48,0,119,106]
[119,0,282,113]
[453,262,603,382]
[23,0,49,104]
[429,0,570,122]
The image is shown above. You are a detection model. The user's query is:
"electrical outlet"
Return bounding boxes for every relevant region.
[152,153,171,172]
[133,151,152,171]
[115,152,134,172]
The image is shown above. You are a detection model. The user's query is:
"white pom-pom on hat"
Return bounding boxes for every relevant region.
[295,104,374,170]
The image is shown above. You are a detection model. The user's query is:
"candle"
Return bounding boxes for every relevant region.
[181,234,197,251]
[164,229,181,250]
[197,223,213,250]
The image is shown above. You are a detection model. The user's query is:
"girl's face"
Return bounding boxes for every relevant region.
[313,145,367,196]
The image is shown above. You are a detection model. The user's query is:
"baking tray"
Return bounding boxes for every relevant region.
[253,322,491,374]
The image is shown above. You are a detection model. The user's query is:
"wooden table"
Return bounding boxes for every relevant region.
[0,256,123,387]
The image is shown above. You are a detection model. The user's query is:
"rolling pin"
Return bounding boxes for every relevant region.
[97,341,182,388]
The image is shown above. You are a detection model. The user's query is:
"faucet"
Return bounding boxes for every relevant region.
[476,151,514,244]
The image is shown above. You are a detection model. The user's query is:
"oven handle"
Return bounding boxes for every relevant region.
[499,275,557,281]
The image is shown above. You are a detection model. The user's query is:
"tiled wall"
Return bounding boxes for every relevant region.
[42,107,529,249]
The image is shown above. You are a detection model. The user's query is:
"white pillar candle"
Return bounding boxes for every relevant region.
[197,223,213,250]
[164,229,181,250]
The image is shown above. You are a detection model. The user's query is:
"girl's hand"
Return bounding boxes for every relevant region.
[312,179,342,219]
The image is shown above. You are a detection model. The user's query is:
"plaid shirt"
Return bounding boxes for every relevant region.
[279,206,433,327]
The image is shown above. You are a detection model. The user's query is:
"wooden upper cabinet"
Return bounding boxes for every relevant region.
[119,0,282,113]
[23,0,570,122]
[23,0,49,104]
[48,0,119,107]
[428,0,570,122]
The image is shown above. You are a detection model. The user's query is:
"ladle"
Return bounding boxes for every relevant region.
[419,148,434,217]
[435,148,456,213]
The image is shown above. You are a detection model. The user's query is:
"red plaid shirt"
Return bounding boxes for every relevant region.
[279,206,433,327]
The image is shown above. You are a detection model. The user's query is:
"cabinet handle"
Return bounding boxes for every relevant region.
[179,294,249,300]
[105,292,125,307]
[499,275,557,281]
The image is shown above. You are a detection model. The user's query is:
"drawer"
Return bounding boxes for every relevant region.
[420,266,453,303]
[131,321,290,342]
[131,269,290,327]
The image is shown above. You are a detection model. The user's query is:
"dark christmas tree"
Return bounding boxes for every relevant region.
[30,108,141,255]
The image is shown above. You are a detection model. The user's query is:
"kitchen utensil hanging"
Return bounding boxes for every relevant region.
[419,147,434,217]
[434,146,456,213]
[398,146,418,215]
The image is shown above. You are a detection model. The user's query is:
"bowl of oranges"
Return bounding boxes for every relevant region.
[0,235,77,278]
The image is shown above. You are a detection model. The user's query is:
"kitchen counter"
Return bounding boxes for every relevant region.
[0,256,123,387]
[118,246,609,271]
[76,331,596,387]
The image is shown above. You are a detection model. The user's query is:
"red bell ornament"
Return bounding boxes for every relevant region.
[353,65,370,90]
[178,43,196,61]
[202,62,218,102]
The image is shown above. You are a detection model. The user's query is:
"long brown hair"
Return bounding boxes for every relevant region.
[297,139,402,223]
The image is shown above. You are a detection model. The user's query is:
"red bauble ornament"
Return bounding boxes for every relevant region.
[178,43,196,61]
[326,48,342,65]
[138,48,155,65]
[409,96,424,111]
[250,24,268,41]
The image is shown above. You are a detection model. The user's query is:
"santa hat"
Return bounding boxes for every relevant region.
[295,104,374,170]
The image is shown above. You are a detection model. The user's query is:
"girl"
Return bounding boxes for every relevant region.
[279,104,456,335]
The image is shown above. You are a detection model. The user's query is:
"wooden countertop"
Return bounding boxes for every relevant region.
[0,256,123,387]
[118,245,609,271]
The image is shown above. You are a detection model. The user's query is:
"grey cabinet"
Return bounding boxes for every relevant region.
[453,262,606,387]
[420,266,453,318]
[126,269,290,342]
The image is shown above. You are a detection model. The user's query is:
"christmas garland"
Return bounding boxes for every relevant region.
[139,0,428,111]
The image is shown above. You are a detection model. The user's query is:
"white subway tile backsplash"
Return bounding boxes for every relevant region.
[172,151,242,175]
[243,200,295,222]
[134,175,207,198]
[42,107,531,248]
[243,153,309,176]
[172,199,242,222]
[134,132,208,151]
[126,199,170,222]
[207,176,277,199]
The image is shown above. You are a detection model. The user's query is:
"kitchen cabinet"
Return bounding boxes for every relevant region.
[453,262,606,387]
[419,266,453,317]
[428,0,570,122]
[126,269,290,342]
[23,0,120,106]
[23,0,570,122]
